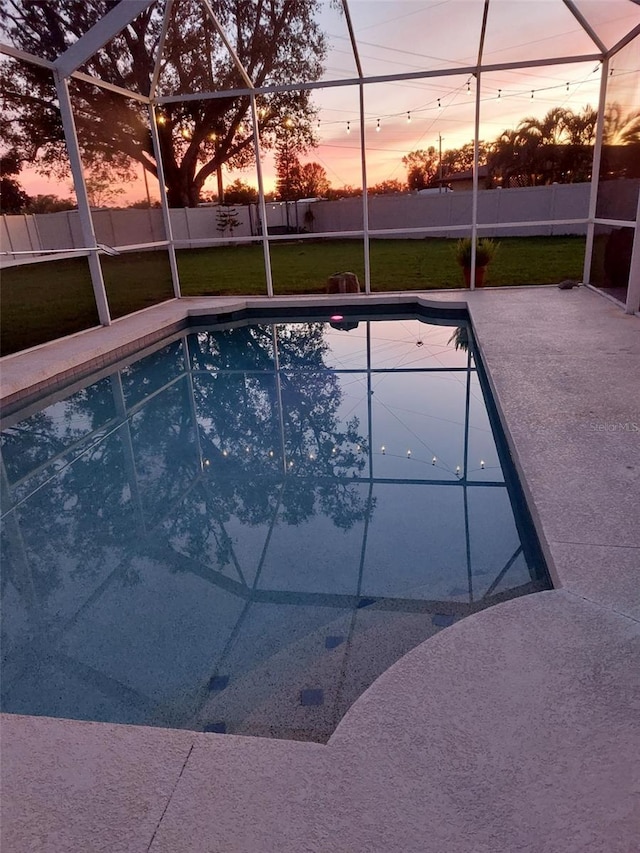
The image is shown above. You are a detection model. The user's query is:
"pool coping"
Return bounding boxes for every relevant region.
[2,286,639,852]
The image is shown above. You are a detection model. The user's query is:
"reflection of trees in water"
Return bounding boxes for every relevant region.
[1,324,374,603]
[169,324,373,572]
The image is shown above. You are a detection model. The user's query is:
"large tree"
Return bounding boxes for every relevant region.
[402,148,438,190]
[0,0,326,207]
[0,150,30,213]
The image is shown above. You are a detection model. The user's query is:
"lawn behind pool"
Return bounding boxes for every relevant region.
[1,236,585,355]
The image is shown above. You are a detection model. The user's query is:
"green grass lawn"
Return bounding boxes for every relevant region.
[1,236,585,355]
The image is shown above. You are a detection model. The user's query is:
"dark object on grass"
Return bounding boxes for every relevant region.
[557,279,580,289]
[327,271,361,293]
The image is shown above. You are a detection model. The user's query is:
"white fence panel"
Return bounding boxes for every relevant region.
[34,211,77,249]
[1,182,620,269]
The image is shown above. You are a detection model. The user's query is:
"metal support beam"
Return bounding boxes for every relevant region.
[54,0,154,78]
[70,69,149,103]
[148,104,181,297]
[150,0,174,100]
[607,23,640,59]
[582,57,609,285]
[625,190,640,315]
[0,42,55,69]
[250,94,274,296]
[201,0,254,89]
[54,73,111,325]
[359,83,371,294]
[341,0,364,78]
[470,0,490,290]
[156,53,602,104]
[562,0,608,54]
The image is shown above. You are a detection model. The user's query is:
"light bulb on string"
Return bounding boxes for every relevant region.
[376,118,381,132]
[346,121,351,134]
[497,89,501,99]
[531,90,534,99]
[407,111,411,123]
[467,80,471,95]
[437,98,441,110]
[566,82,570,92]
[432,456,437,465]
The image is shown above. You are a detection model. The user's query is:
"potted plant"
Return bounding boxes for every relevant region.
[454,238,499,287]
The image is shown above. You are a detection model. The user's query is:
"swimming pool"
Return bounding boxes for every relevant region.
[0,311,550,742]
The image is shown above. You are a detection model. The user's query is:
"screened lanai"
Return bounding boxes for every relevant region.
[1,0,639,329]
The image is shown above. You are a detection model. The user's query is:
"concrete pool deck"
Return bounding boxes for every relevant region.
[1,286,639,852]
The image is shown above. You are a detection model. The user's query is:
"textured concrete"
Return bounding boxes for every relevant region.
[1,285,639,852]
[0,715,195,853]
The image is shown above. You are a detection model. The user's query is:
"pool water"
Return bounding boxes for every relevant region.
[0,314,550,742]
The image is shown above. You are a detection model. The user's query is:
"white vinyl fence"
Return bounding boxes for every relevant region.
[1,181,626,267]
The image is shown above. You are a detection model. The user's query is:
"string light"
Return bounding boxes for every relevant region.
[329,65,613,136]
[480,460,485,469]
[376,118,381,132]
[156,113,166,125]
[456,465,461,476]
[406,450,412,458]
[432,456,437,465]
[381,445,386,454]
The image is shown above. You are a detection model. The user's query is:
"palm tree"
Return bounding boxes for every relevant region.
[517,107,573,146]
[602,103,640,145]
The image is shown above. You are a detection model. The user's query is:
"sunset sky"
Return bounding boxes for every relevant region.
[16,0,640,204]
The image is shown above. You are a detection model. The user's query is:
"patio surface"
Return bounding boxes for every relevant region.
[1,285,639,852]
